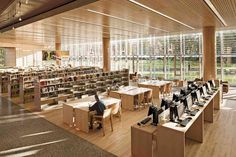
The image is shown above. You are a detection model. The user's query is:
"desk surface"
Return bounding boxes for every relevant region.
[138,80,171,87]
[121,87,151,96]
[133,89,219,133]
[64,95,121,111]
[116,86,138,93]
[132,120,157,134]
[159,89,219,132]
[111,86,151,96]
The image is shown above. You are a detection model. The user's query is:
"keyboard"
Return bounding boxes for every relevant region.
[190,109,199,116]
[179,117,192,127]
[195,101,205,107]
[207,91,214,95]
[202,96,211,100]
[140,117,151,125]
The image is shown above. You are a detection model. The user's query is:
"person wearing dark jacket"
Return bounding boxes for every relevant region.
[89,94,106,129]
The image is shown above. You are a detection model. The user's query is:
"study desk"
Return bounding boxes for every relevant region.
[138,80,171,99]
[131,89,221,157]
[109,86,152,110]
[109,86,138,99]
[63,96,121,133]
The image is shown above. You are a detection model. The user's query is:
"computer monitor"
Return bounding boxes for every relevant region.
[202,86,207,96]
[188,83,198,92]
[206,82,212,92]
[191,90,197,101]
[180,88,190,96]
[148,106,163,125]
[196,90,201,102]
[186,95,193,110]
[208,80,216,88]
[176,101,185,119]
[161,99,170,110]
[172,93,180,102]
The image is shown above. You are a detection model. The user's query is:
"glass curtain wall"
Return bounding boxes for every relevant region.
[216,30,236,86]
[61,39,103,68]
[110,33,202,80]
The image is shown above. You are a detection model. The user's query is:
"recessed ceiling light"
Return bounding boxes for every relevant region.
[19,17,22,21]
[203,0,227,26]
[128,0,195,30]
[87,9,168,32]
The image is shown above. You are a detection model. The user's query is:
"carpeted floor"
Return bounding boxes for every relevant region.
[0,97,116,157]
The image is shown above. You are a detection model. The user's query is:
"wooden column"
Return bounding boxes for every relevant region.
[103,37,110,72]
[55,43,61,51]
[203,26,216,81]
[55,43,61,65]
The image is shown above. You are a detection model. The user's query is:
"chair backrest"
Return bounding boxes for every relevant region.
[111,102,121,115]
[103,108,112,118]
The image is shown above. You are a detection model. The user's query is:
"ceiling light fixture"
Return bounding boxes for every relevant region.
[87,9,168,32]
[61,17,142,34]
[128,0,195,30]
[203,0,227,26]
[19,17,22,21]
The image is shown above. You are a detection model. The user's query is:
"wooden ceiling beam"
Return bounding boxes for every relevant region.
[0,0,99,33]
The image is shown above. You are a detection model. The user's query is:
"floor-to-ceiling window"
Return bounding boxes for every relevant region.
[216,30,236,86]
[183,33,202,80]
[110,33,203,80]
[61,39,103,68]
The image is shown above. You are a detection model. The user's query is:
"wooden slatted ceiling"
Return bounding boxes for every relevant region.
[0,0,234,48]
[211,0,236,26]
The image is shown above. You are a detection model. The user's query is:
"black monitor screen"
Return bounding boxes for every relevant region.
[148,106,157,116]
[161,99,170,110]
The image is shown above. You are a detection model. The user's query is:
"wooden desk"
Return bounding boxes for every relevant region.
[110,86,152,110]
[131,89,220,157]
[138,80,171,99]
[109,86,138,99]
[131,122,157,157]
[63,96,121,133]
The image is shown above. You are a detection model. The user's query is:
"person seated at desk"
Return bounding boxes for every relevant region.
[89,94,106,129]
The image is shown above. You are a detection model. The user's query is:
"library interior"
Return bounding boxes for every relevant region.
[0,0,236,157]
